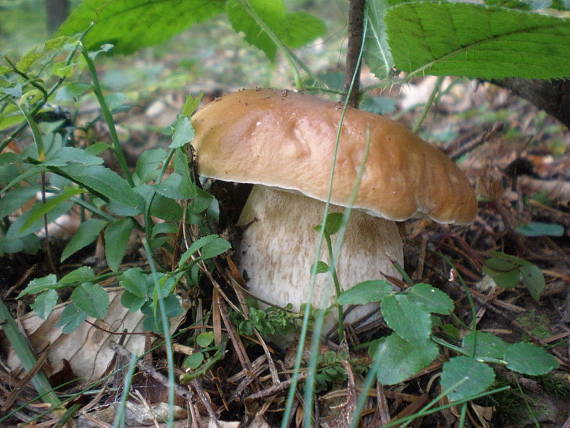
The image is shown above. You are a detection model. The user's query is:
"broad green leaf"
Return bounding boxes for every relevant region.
[196,331,215,347]
[337,280,393,305]
[169,115,194,149]
[407,283,454,315]
[71,282,109,319]
[61,218,107,262]
[311,261,329,274]
[182,93,203,117]
[183,352,204,369]
[314,212,344,236]
[121,291,147,312]
[505,343,559,375]
[360,96,397,114]
[486,269,520,289]
[18,274,57,298]
[31,290,58,319]
[43,147,104,167]
[154,172,195,200]
[462,331,509,360]
[385,2,570,78]
[441,356,495,402]
[382,294,431,344]
[520,264,545,301]
[200,236,231,260]
[59,0,225,54]
[364,0,395,79]
[150,193,183,222]
[188,188,214,214]
[57,303,87,333]
[20,187,84,233]
[7,201,72,239]
[0,186,39,218]
[60,165,144,213]
[516,222,564,237]
[373,334,439,385]
[104,218,134,271]
[135,148,166,183]
[226,0,326,60]
[120,268,151,298]
[59,266,96,285]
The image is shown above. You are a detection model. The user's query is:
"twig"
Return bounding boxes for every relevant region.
[449,123,504,160]
[344,0,366,108]
[245,373,308,401]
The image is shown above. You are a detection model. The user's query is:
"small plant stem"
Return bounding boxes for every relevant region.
[324,233,345,341]
[0,298,63,414]
[41,171,58,275]
[344,0,366,107]
[413,75,444,133]
[142,238,175,428]
[113,354,138,428]
[81,49,133,187]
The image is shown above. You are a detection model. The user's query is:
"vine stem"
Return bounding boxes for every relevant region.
[344,0,366,108]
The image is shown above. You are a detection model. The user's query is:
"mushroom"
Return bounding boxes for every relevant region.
[190,89,476,328]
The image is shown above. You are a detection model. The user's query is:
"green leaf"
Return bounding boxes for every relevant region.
[385,2,570,78]
[382,294,432,344]
[516,222,564,237]
[364,0,395,79]
[337,280,393,305]
[120,268,151,298]
[314,212,344,236]
[182,93,203,117]
[31,290,59,319]
[60,165,144,213]
[20,187,85,233]
[71,282,109,319]
[59,0,225,54]
[169,115,194,149]
[121,291,147,312]
[505,343,559,375]
[226,0,326,60]
[407,283,454,315]
[179,235,230,266]
[372,334,439,385]
[150,193,183,222]
[7,201,72,239]
[462,331,509,360]
[520,264,545,302]
[60,218,107,262]
[196,331,215,347]
[183,352,204,369]
[104,218,134,271]
[135,148,166,183]
[43,147,104,167]
[360,96,397,114]
[59,266,96,285]
[311,261,329,274]
[57,303,87,334]
[154,172,195,200]
[0,186,39,218]
[18,274,57,298]
[441,356,495,402]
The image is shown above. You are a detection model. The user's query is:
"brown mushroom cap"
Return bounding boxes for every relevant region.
[191,88,477,224]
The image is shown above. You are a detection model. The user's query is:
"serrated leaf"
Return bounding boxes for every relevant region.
[337,280,393,305]
[71,282,109,319]
[104,218,134,271]
[170,115,194,148]
[57,303,88,333]
[59,266,96,285]
[382,294,432,344]
[18,274,57,298]
[226,0,326,60]
[505,343,559,375]
[516,221,564,237]
[31,290,59,319]
[59,0,225,54]
[462,331,510,360]
[372,334,439,385]
[441,356,495,402]
[520,264,545,301]
[135,148,166,183]
[61,218,107,262]
[385,2,570,78]
[60,165,144,213]
[197,331,215,347]
[364,0,395,79]
[407,283,454,315]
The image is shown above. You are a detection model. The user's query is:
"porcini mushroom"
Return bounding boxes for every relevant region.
[190,89,476,327]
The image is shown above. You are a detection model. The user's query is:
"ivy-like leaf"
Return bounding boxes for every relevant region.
[441,356,495,402]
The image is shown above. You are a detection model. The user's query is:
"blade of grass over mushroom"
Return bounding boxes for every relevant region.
[297,18,371,428]
[384,1,570,79]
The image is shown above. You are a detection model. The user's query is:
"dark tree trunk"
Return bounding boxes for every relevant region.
[45,0,69,34]
[492,78,570,129]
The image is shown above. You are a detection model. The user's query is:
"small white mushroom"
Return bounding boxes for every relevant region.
[191,89,476,328]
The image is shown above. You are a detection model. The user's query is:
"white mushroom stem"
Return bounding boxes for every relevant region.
[237,185,404,327]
